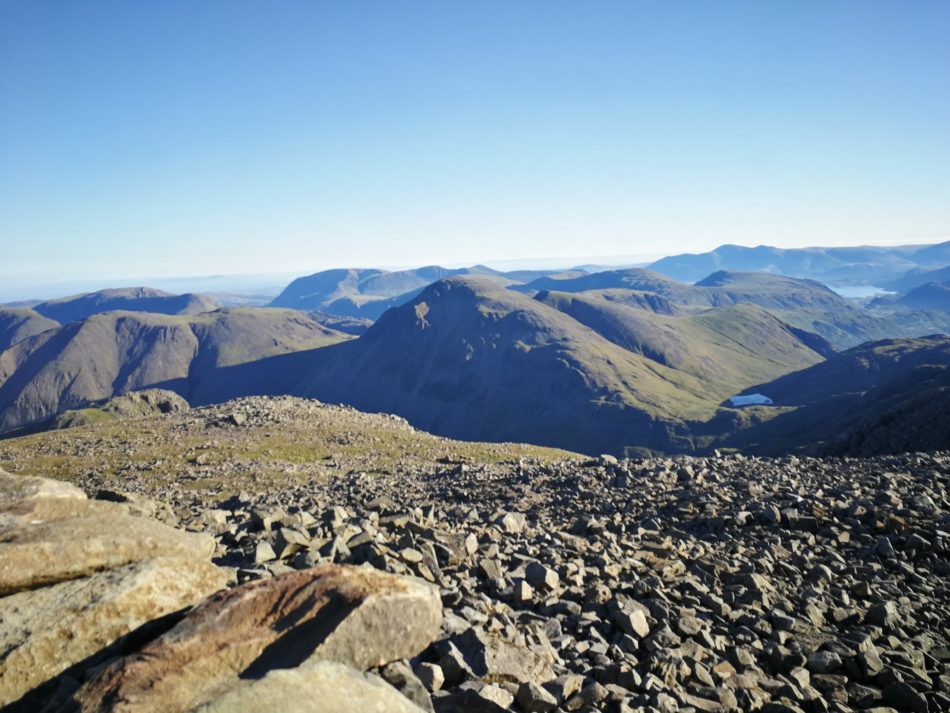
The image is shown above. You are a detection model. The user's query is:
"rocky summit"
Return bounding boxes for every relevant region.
[0,397,948,712]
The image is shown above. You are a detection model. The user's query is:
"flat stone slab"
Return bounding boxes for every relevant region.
[0,495,216,595]
[69,564,443,712]
[193,661,426,713]
[0,556,229,708]
[0,468,86,503]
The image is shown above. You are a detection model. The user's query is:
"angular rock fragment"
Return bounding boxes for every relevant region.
[447,627,555,686]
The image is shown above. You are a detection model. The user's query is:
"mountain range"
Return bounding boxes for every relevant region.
[30,287,219,323]
[647,240,950,286]
[284,277,827,455]
[268,265,574,319]
[3,241,950,456]
[0,308,347,434]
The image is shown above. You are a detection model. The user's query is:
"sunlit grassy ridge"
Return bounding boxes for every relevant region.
[0,396,576,496]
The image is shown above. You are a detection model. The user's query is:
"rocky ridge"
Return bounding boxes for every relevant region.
[2,398,948,712]
[0,469,443,712]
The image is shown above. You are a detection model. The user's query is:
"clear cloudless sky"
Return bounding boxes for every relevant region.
[1,1,949,283]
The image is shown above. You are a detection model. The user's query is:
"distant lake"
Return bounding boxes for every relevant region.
[830,285,894,298]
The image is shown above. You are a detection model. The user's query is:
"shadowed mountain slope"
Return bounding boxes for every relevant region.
[883,265,950,293]
[290,277,718,455]
[306,311,374,335]
[716,336,950,455]
[0,309,348,434]
[33,287,218,323]
[230,276,821,456]
[0,308,59,351]
[892,282,950,312]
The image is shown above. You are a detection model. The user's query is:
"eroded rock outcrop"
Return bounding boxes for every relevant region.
[2,468,446,712]
[0,470,228,709]
[0,490,216,595]
[68,564,442,712]
[0,557,228,706]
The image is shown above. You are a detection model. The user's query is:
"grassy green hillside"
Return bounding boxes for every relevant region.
[0,396,576,496]
[536,291,827,397]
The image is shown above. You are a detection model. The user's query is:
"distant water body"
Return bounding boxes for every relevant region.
[830,285,894,299]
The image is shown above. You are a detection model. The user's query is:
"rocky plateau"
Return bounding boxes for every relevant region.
[1,397,948,712]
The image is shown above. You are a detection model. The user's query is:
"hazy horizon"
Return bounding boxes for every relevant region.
[1,235,945,304]
[3,2,949,282]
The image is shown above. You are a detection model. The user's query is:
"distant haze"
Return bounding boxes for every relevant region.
[2,3,949,283]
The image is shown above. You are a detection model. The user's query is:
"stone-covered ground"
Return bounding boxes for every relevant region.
[174,448,950,712]
[3,397,948,712]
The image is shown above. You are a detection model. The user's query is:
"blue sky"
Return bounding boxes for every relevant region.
[2,1,948,283]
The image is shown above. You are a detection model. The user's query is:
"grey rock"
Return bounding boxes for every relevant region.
[516,681,558,712]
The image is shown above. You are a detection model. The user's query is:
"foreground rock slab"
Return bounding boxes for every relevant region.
[69,564,443,712]
[0,556,229,708]
[192,661,426,713]
[0,495,215,595]
[0,468,86,502]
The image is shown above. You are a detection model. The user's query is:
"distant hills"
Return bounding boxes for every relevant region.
[647,241,950,286]
[516,268,950,350]
[3,241,950,456]
[210,276,828,455]
[274,263,950,350]
[888,282,950,312]
[0,308,348,434]
[31,287,218,323]
[268,265,569,319]
[881,264,950,293]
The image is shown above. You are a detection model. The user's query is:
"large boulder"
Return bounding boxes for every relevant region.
[0,557,229,708]
[0,492,215,595]
[192,661,426,713]
[69,564,443,712]
[0,467,86,502]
